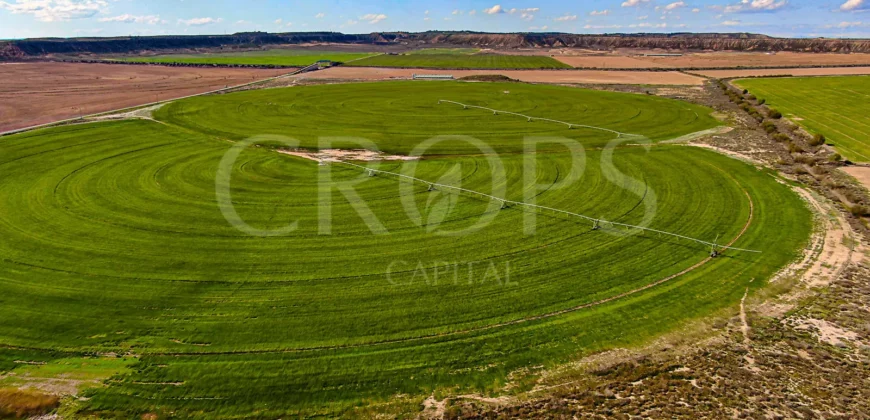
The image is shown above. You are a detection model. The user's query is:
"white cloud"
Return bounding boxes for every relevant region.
[452,9,461,15]
[179,17,223,26]
[274,18,283,24]
[722,0,788,13]
[507,7,539,14]
[468,9,477,15]
[98,14,162,25]
[621,0,650,7]
[631,22,668,28]
[828,20,867,27]
[528,25,548,30]
[664,1,686,11]
[483,4,504,14]
[344,19,358,25]
[720,19,742,25]
[0,0,108,22]
[359,13,387,24]
[506,7,538,20]
[423,17,430,21]
[590,9,610,16]
[638,15,649,19]
[841,0,868,11]
[554,14,578,21]
[585,24,623,29]
[315,12,325,18]
[692,7,701,12]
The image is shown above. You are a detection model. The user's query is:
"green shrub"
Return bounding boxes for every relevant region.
[772,133,791,142]
[788,142,805,153]
[0,388,59,419]
[768,109,783,119]
[757,98,766,105]
[762,121,777,134]
[809,133,826,146]
[849,204,868,217]
[829,153,843,162]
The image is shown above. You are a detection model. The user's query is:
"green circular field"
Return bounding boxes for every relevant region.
[0,82,811,418]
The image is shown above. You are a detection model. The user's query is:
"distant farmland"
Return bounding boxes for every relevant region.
[344,53,573,69]
[118,49,376,66]
[737,76,870,162]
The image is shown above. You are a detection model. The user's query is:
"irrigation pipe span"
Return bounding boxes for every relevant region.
[332,160,761,254]
[438,100,635,138]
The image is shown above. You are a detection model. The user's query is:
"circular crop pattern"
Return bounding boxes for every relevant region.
[0,82,811,418]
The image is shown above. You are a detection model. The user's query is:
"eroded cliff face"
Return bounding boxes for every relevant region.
[0,42,25,59]
[2,32,869,60]
[413,33,870,52]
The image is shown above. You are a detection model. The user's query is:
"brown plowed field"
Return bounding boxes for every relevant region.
[0,63,291,133]
[290,66,705,85]
[696,66,870,78]
[640,52,870,68]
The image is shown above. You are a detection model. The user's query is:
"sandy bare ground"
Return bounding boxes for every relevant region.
[696,66,870,78]
[0,63,291,133]
[841,166,870,192]
[793,188,860,288]
[277,148,419,162]
[291,66,705,85]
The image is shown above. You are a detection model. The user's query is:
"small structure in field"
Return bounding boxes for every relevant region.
[412,74,454,80]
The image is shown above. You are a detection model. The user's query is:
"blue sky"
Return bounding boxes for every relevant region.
[1,0,868,39]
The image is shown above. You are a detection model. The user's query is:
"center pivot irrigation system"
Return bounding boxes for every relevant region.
[330,159,760,256]
[309,99,759,256]
[437,100,635,138]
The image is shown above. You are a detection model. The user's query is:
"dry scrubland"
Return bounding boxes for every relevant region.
[0,63,289,132]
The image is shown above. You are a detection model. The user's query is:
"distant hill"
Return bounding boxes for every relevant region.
[3,31,870,59]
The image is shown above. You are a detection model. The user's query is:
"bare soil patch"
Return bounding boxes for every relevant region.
[842,166,870,192]
[277,148,419,162]
[291,66,704,85]
[696,66,870,78]
[0,63,290,133]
